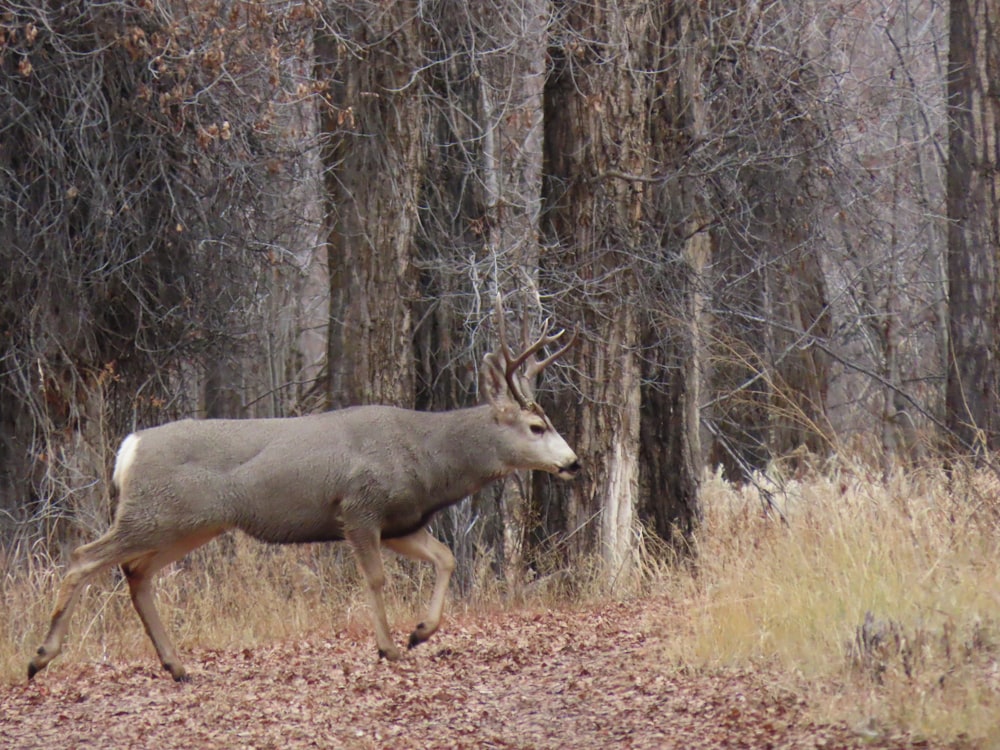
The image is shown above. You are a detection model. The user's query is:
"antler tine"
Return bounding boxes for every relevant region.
[494,295,577,408]
[494,294,533,409]
[524,327,578,379]
[504,323,558,376]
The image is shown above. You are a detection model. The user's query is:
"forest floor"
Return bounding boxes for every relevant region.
[0,596,937,750]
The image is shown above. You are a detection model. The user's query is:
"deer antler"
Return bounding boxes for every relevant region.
[524,325,577,381]
[494,295,577,409]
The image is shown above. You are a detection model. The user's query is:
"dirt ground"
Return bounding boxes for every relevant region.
[1,598,930,749]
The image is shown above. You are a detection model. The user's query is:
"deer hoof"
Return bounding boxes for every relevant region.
[27,648,48,681]
[378,646,402,662]
[164,662,189,682]
[409,621,438,649]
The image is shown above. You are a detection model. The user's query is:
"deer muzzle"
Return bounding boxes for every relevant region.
[557,458,582,480]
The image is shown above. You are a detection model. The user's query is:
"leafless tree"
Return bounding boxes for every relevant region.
[5,0,990,592]
[0,1,321,542]
[946,0,1000,456]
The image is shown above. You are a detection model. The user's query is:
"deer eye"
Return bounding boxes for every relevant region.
[529,423,546,436]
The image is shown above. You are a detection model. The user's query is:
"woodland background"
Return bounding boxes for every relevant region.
[1,0,998,588]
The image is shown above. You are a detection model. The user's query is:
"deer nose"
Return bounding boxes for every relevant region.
[560,459,582,478]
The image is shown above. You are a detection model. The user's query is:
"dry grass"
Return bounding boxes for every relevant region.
[2,535,376,684]
[4,462,1000,745]
[664,460,1000,745]
[0,530,519,686]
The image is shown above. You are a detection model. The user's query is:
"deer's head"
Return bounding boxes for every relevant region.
[481,296,581,480]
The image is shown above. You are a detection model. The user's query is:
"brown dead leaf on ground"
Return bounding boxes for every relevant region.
[1,597,932,749]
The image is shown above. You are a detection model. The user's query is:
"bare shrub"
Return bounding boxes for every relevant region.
[0,1,318,546]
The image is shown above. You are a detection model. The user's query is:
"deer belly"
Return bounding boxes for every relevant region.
[237,496,347,544]
[245,520,347,545]
[380,508,442,540]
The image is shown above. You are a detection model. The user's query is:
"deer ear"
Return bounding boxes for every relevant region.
[480,353,509,405]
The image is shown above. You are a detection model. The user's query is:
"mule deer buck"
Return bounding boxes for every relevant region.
[28,298,580,681]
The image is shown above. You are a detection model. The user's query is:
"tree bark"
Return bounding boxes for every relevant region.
[319,3,424,408]
[946,0,1000,454]
[477,0,550,587]
[637,1,707,546]
[541,0,651,581]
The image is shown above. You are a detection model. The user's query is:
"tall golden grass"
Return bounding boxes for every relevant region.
[1,536,369,682]
[669,461,1000,744]
[4,460,999,744]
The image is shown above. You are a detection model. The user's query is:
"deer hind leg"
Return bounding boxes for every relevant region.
[28,529,153,680]
[122,530,221,682]
[346,527,401,661]
[384,527,456,649]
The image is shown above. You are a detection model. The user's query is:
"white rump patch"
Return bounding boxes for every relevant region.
[112,433,141,489]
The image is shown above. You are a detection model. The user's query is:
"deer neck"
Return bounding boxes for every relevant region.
[421,405,507,499]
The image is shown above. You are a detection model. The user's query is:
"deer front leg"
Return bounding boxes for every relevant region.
[384,527,456,649]
[346,528,402,661]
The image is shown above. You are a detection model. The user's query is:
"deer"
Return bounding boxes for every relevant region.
[27,297,580,682]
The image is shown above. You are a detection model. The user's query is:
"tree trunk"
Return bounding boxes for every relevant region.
[477,0,550,588]
[638,1,707,546]
[638,227,706,547]
[767,245,831,461]
[319,4,424,408]
[946,0,1000,454]
[541,0,651,582]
